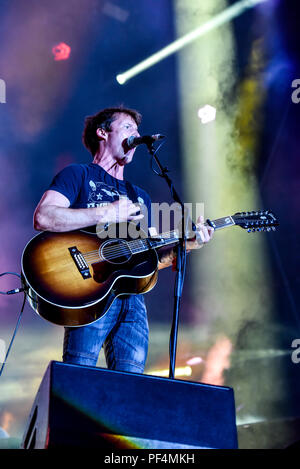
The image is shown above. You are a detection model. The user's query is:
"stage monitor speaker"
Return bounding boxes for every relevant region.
[21,361,238,449]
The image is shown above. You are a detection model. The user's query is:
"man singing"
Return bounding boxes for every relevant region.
[33,106,214,373]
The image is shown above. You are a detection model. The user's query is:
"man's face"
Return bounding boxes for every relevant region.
[103,113,140,165]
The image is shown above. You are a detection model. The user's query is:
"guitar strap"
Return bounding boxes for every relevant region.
[125,180,144,232]
[124,180,139,204]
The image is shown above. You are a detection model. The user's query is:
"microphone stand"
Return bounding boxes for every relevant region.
[145,141,195,380]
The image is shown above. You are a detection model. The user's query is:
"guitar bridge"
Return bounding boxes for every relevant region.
[68,246,91,279]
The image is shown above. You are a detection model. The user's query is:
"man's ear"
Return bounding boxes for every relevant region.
[96,127,107,140]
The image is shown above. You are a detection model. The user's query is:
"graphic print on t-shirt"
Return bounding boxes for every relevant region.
[87,180,145,208]
[87,180,126,206]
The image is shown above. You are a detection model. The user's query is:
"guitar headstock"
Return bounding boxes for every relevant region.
[232,210,279,232]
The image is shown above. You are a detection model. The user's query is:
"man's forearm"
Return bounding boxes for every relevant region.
[34,205,106,232]
[158,240,199,270]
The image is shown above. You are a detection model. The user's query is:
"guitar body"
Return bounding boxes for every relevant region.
[21,226,158,327]
[21,209,278,327]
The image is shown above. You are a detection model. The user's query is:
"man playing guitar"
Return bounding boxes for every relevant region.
[32,106,214,373]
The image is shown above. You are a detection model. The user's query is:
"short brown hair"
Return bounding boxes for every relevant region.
[82,106,142,156]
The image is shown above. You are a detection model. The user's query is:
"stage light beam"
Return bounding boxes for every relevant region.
[116,0,269,84]
[176,0,283,421]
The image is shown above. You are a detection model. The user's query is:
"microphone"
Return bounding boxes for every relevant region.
[125,134,165,150]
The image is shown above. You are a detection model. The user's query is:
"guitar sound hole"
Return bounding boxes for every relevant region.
[100,240,132,264]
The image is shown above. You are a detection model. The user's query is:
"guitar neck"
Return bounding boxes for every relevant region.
[128,231,179,254]
[127,215,235,254]
[205,215,235,231]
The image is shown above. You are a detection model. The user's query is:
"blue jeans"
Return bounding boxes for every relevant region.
[63,295,149,373]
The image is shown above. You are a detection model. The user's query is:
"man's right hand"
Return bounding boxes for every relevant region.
[99,198,144,224]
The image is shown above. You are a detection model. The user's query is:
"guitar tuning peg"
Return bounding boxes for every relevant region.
[267,227,271,232]
[272,227,276,231]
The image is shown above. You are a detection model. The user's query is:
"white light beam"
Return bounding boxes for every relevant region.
[116,0,268,85]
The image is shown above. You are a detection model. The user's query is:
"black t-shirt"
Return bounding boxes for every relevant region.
[48,163,152,231]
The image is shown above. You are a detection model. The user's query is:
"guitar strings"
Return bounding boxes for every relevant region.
[84,219,228,261]
[81,231,179,264]
[80,216,272,263]
[83,220,215,261]
[82,230,179,258]
[82,216,269,264]
[80,219,235,265]
[82,240,173,263]
[82,240,148,259]
[82,238,178,260]
[82,237,179,261]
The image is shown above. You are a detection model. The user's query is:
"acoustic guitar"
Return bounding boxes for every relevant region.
[21,210,279,327]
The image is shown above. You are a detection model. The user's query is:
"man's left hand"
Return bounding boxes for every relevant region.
[186,216,214,250]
